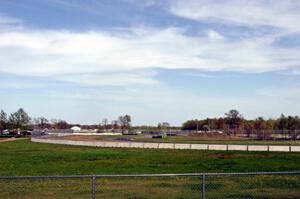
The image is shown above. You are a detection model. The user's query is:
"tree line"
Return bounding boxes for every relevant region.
[1,108,300,134]
[0,108,132,133]
[182,109,300,134]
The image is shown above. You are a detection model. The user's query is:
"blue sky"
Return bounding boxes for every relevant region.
[1,0,300,125]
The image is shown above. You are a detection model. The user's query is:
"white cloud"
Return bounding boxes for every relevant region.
[1,27,300,80]
[1,3,300,88]
[56,71,158,86]
[169,0,300,32]
[0,80,45,89]
[206,30,224,41]
[0,12,21,26]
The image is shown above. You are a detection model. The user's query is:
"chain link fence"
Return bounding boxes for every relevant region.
[0,172,299,199]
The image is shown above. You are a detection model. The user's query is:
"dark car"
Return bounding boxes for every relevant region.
[20,131,32,136]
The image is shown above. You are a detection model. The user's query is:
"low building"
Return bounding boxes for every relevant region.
[71,126,81,132]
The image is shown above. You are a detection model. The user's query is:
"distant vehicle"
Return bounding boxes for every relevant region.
[9,130,18,135]
[2,130,9,135]
[31,130,45,136]
[20,131,32,136]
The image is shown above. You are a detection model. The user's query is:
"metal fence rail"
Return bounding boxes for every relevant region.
[1,171,300,199]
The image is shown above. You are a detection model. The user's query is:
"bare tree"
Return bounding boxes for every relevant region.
[0,110,8,133]
[162,122,170,129]
[34,117,49,130]
[111,120,119,129]
[118,115,131,133]
[102,118,108,130]
[56,120,68,129]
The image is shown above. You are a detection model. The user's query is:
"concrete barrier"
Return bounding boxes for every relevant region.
[291,146,300,152]
[269,146,290,152]
[130,142,144,148]
[208,144,227,151]
[117,142,131,148]
[104,142,119,148]
[228,145,248,151]
[143,143,159,149]
[94,142,106,147]
[248,145,268,151]
[158,143,175,149]
[191,144,208,150]
[174,144,191,149]
[31,138,300,153]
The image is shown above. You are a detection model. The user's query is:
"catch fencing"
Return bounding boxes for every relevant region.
[1,171,300,199]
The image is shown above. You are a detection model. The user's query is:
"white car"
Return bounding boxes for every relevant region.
[2,129,9,135]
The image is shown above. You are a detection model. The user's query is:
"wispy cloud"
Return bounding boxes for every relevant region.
[1,26,300,79]
[55,71,158,87]
[168,0,300,32]
[0,79,45,89]
[0,12,21,25]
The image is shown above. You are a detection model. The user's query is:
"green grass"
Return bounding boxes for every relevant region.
[1,139,300,198]
[1,139,300,176]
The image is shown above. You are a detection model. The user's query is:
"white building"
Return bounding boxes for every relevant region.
[71,126,81,132]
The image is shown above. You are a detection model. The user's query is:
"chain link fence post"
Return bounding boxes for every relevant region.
[202,174,206,199]
[92,175,96,199]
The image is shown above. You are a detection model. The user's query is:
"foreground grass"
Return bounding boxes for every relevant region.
[1,139,300,176]
[1,139,300,198]
[3,175,299,199]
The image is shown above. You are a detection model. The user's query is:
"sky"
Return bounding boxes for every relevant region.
[0,0,300,125]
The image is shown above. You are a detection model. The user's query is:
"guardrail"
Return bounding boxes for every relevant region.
[1,172,300,198]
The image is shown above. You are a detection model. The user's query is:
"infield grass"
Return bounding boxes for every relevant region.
[1,139,300,198]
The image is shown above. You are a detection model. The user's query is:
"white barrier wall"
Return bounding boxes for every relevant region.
[118,142,131,148]
[291,146,300,152]
[158,143,175,149]
[269,146,290,152]
[227,145,248,151]
[143,143,159,149]
[174,144,191,149]
[248,145,269,151]
[105,142,119,148]
[208,145,227,151]
[31,138,300,153]
[130,142,144,148]
[191,144,208,150]
[94,142,106,147]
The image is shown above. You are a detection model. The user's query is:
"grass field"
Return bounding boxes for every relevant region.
[1,139,300,198]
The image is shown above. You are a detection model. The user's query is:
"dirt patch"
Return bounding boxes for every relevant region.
[0,137,19,142]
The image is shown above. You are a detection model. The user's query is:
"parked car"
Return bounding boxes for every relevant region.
[20,131,32,136]
[31,130,45,136]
